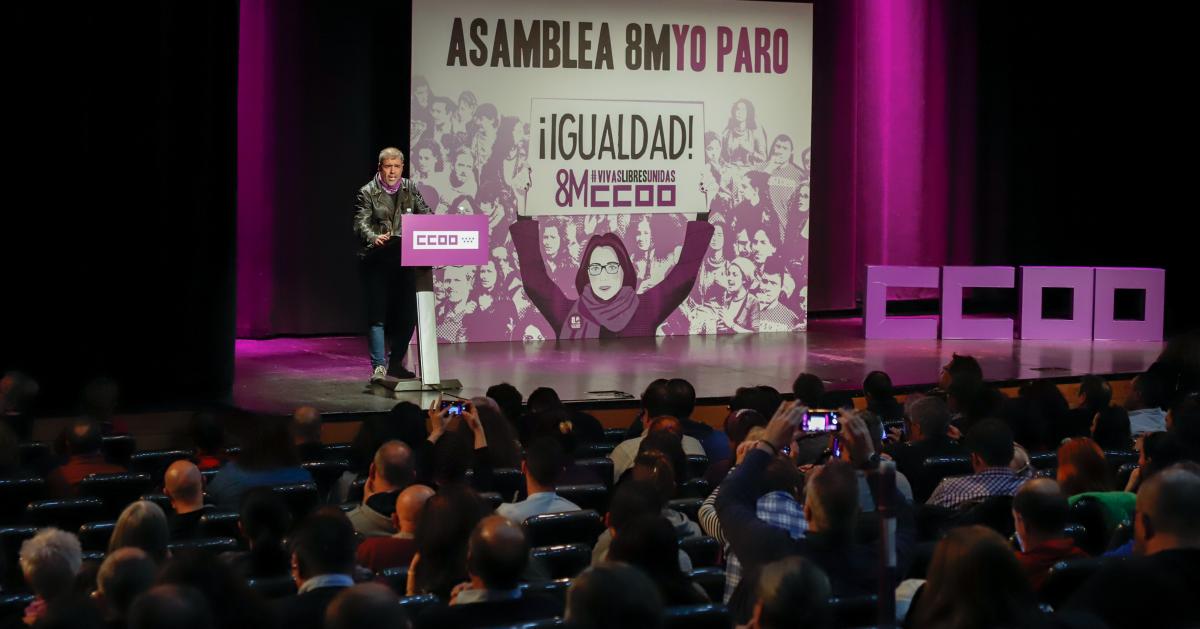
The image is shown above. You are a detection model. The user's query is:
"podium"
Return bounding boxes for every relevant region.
[380,213,490,393]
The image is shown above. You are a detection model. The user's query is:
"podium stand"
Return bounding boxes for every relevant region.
[378,213,489,393]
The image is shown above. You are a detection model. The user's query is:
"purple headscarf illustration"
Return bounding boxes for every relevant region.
[510,218,714,340]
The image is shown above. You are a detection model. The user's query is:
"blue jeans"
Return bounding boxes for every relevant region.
[368,323,387,369]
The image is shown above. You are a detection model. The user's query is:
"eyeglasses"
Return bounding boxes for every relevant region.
[587,262,621,276]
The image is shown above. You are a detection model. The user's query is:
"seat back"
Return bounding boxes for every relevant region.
[571,458,614,488]
[1028,450,1057,470]
[129,449,193,478]
[663,603,733,629]
[301,459,349,499]
[679,536,721,568]
[247,575,297,599]
[168,536,240,555]
[529,543,591,580]
[269,482,320,520]
[101,435,137,467]
[828,594,879,628]
[1038,557,1111,609]
[398,593,441,618]
[688,567,726,603]
[17,442,52,472]
[377,566,409,595]
[0,477,45,524]
[523,510,605,547]
[0,526,38,588]
[679,477,711,499]
[139,493,174,515]
[77,473,156,518]
[667,498,703,523]
[1068,495,1111,556]
[25,497,106,531]
[556,484,609,514]
[78,521,117,551]
[684,455,710,480]
[486,467,526,499]
[521,578,572,606]
[199,510,241,539]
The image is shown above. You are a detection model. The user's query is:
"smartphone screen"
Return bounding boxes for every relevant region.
[831,436,842,458]
[803,410,841,433]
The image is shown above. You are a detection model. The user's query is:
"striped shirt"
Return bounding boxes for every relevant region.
[926,467,1027,509]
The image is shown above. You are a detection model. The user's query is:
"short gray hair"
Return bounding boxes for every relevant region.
[19,528,82,599]
[378,147,404,165]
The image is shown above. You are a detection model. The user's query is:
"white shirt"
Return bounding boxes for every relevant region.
[496,491,581,524]
[608,434,707,483]
[1129,407,1168,435]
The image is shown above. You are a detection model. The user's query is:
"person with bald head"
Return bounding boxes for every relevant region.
[1068,463,1200,629]
[355,484,434,573]
[291,405,324,462]
[416,515,562,629]
[163,460,213,540]
[1011,477,1086,589]
[325,582,411,629]
[347,440,416,537]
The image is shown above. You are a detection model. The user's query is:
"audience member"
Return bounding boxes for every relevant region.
[409,485,490,598]
[1011,478,1088,589]
[163,460,213,540]
[109,500,170,564]
[46,419,125,496]
[274,508,358,629]
[416,516,562,629]
[610,415,706,483]
[1066,375,1112,441]
[926,419,1026,510]
[485,382,523,430]
[791,373,826,408]
[347,440,416,538]
[863,370,904,422]
[1091,406,1134,451]
[128,585,214,629]
[95,547,157,629]
[592,480,694,571]
[356,484,434,573]
[0,370,39,441]
[1067,464,1200,629]
[207,416,313,508]
[1058,437,1135,530]
[885,396,967,503]
[742,556,832,629]
[565,563,663,629]
[1125,371,1169,434]
[17,528,83,626]
[291,405,324,462]
[188,410,228,471]
[609,515,709,606]
[158,552,275,629]
[497,437,580,523]
[223,487,292,579]
[326,582,411,629]
[703,407,769,486]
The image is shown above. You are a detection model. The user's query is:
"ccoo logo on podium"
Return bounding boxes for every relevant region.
[412,230,479,250]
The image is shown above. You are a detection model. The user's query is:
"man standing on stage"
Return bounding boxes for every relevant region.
[354,147,432,382]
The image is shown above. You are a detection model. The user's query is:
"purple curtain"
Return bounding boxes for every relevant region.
[808,0,979,310]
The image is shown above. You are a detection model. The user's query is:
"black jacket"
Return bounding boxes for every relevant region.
[353,177,432,257]
[272,585,348,629]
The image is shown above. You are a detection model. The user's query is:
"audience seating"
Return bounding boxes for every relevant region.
[679,536,721,568]
[478,491,505,510]
[0,593,35,620]
[77,521,116,551]
[377,566,408,595]
[301,459,349,499]
[1108,520,1133,551]
[488,467,527,499]
[1116,462,1139,489]
[955,495,1016,538]
[489,620,564,629]
[530,543,591,580]
[688,567,726,602]
[556,484,609,513]
[398,593,441,618]
[0,526,38,588]
[576,442,615,459]
[347,476,367,503]
[1028,451,1058,470]
[168,536,239,555]
[679,477,711,499]
[128,449,193,478]
[1103,450,1138,477]
[602,427,627,444]
[320,442,354,460]
[571,458,614,487]
[663,603,733,629]
[139,492,174,515]
[100,435,137,467]
[1068,496,1111,556]
[1038,557,1113,610]
[523,510,605,547]
[200,468,219,486]
[78,472,156,518]
[247,575,298,599]
[684,455,710,480]
[16,442,51,471]
[199,510,241,540]
[25,497,106,531]
[269,482,320,520]
[829,594,879,628]
[521,579,572,605]
[667,497,703,523]
[0,477,45,525]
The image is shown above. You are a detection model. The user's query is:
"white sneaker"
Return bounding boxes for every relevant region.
[370,365,387,382]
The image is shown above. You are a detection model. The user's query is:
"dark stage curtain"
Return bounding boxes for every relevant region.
[4,2,238,410]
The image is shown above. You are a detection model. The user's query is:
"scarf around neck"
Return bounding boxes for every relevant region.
[563,286,640,339]
[376,172,404,195]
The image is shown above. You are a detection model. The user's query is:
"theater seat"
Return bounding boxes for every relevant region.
[302,459,349,499]
[521,579,572,606]
[101,435,137,467]
[602,427,627,445]
[269,482,320,520]
[576,442,615,459]
[684,455,710,480]
[556,484,609,513]
[347,476,367,503]
[571,458,614,487]
[321,442,354,461]
[663,603,732,629]
[1,526,38,588]
[679,478,711,499]
[914,455,974,504]
[0,593,35,621]
[129,449,193,478]
[829,594,879,628]
[0,477,45,524]
[78,521,116,551]
[1115,462,1139,490]
[688,567,726,603]
[667,498,703,523]
[1028,451,1057,470]
[26,497,106,531]
[199,510,241,539]
[168,536,239,555]
[1108,520,1133,551]
[529,543,591,580]
[247,575,298,599]
[78,473,156,518]
[478,491,505,510]
[487,467,526,498]
[377,566,408,595]
[17,442,52,471]
[954,495,1016,538]
[488,619,564,629]
[398,593,440,617]
[1068,495,1110,556]
[523,510,604,547]
[679,536,721,568]
[139,493,174,515]
[1038,557,1112,610]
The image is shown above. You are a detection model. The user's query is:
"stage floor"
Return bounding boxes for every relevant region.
[232,318,1164,416]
